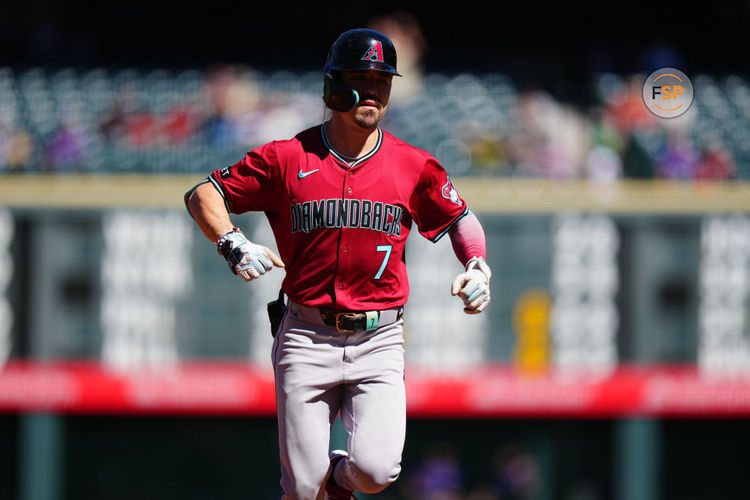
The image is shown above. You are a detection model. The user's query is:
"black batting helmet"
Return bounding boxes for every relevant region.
[322,28,401,112]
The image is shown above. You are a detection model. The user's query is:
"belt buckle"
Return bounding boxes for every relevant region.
[335,312,356,333]
[335,311,380,332]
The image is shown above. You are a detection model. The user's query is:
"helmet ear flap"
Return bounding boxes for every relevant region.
[323,73,359,112]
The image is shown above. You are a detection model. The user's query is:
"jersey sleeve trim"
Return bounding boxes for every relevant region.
[208,175,234,214]
[431,206,470,243]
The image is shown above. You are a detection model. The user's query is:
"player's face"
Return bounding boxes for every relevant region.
[340,70,392,130]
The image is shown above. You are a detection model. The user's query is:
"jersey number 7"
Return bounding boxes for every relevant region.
[374,244,392,280]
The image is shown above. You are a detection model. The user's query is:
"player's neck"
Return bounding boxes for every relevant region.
[324,117,380,161]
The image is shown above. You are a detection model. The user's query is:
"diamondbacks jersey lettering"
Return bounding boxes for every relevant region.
[208,124,468,310]
[290,198,403,236]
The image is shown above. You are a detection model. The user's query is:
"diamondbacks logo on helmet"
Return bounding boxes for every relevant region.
[361,41,384,63]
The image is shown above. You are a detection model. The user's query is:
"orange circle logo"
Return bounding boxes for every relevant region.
[642,68,694,118]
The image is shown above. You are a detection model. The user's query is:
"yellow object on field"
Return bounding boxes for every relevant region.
[512,288,552,376]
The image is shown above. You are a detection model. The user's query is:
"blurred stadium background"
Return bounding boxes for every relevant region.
[1,2,750,500]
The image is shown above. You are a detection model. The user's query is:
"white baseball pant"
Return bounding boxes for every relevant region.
[271,306,406,500]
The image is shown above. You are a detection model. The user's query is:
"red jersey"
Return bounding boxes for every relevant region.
[208,125,468,310]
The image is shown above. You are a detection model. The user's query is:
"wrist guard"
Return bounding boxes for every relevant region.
[216,227,249,274]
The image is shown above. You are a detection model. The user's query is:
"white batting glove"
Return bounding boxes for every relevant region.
[217,227,284,282]
[451,256,492,314]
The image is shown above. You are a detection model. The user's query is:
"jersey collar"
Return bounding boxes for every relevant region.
[320,124,383,168]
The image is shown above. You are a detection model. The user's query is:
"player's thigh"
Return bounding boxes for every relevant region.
[274,314,344,446]
[273,313,346,394]
[342,322,406,480]
[343,374,406,488]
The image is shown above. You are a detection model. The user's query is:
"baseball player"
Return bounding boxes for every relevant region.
[185,28,491,500]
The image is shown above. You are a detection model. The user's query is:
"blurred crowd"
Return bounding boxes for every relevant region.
[397,442,541,500]
[0,13,743,181]
[446,74,739,181]
[396,440,601,500]
[0,63,324,173]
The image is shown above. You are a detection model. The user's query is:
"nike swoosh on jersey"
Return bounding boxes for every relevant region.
[298,169,320,179]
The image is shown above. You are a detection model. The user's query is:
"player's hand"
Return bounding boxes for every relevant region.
[451,257,491,314]
[217,228,284,282]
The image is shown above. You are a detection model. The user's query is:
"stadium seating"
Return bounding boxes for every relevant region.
[0,66,746,179]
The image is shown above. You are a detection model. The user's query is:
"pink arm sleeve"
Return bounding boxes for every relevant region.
[448,211,487,266]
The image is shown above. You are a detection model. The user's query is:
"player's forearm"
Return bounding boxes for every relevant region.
[186,182,235,243]
[448,211,487,266]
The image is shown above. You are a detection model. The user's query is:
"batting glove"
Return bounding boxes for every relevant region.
[451,256,492,314]
[217,227,284,282]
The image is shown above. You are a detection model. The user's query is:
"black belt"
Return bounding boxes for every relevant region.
[291,303,404,332]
